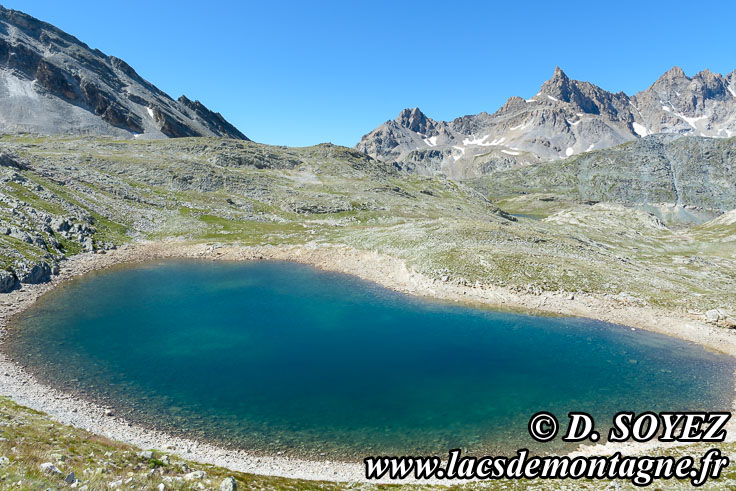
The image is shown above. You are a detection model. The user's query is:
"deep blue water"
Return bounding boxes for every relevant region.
[6,260,735,459]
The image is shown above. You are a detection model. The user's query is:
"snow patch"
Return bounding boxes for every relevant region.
[586,144,595,152]
[146,107,155,119]
[728,85,736,98]
[501,150,520,156]
[632,122,649,137]
[565,147,574,157]
[567,119,581,126]
[510,123,523,131]
[662,106,671,112]
[547,95,559,102]
[423,135,438,147]
[452,146,465,161]
[526,98,537,103]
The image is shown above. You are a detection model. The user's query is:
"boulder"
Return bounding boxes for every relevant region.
[184,470,206,481]
[51,217,71,233]
[220,476,237,491]
[705,309,722,323]
[0,270,19,292]
[138,450,154,460]
[17,261,52,284]
[40,462,62,475]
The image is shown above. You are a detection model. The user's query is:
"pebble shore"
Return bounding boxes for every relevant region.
[2,240,736,482]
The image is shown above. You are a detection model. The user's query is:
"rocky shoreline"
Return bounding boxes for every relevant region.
[2,239,736,483]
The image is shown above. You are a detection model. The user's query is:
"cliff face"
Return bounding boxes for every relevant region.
[357,67,736,179]
[0,6,247,140]
[472,134,736,213]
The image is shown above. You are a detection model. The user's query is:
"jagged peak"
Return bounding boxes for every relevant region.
[394,106,435,132]
[496,96,526,114]
[693,68,725,83]
[660,66,688,80]
[540,66,576,102]
[396,107,426,120]
[552,66,569,81]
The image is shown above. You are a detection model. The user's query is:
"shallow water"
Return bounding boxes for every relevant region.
[6,260,735,460]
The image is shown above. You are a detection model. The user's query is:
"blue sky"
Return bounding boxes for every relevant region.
[14,1,736,147]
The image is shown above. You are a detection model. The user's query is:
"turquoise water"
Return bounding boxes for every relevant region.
[6,260,735,459]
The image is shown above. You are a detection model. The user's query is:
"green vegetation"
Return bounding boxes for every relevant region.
[0,398,357,490]
[2,397,736,489]
[1,135,735,487]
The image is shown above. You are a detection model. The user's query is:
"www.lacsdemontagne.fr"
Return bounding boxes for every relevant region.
[364,448,729,486]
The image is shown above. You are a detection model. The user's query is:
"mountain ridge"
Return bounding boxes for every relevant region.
[357,66,736,178]
[0,6,247,140]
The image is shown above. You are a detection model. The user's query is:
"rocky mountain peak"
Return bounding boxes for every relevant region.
[496,96,526,114]
[395,107,436,135]
[0,6,247,140]
[540,66,579,104]
[357,66,736,178]
[552,66,569,81]
[662,66,687,80]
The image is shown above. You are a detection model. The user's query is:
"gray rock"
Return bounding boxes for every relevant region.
[0,456,9,466]
[65,472,76,484]
[705,309,722,323]
[17,261,52,284]
[138,450,154,460]
[0,270,18,292]
[39,462,62,475]
[51,217,71,232]
[220,476,237,491]
[184,470,206,481]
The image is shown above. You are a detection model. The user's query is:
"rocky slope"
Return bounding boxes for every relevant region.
[0,6,247,140]
[357,67,736,178]
[0,135,505,293]
[471,134,736,218]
